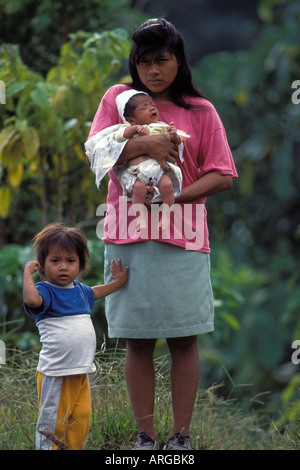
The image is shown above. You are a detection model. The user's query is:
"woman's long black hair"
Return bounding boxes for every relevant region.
[128,18,205,109]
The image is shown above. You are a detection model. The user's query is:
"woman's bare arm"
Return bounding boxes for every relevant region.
[175,172,233,203]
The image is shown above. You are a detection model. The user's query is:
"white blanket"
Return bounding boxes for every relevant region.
[85,124,183,202]
[85,125,128,189]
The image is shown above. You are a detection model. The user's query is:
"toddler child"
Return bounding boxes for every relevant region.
[23,222,128,450]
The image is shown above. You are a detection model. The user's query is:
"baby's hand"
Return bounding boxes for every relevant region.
[135,125,150,136]
[167,122,181,145]
[24,260,41,276]
[167,122,177,133]
[110,258,129,287]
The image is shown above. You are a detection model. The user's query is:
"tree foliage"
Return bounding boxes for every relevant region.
[193,0,300,421]
[0,0,141,74]
[0,29,130,240]
[196,0,300,261]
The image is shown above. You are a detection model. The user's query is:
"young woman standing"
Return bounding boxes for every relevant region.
[88,18,237,450]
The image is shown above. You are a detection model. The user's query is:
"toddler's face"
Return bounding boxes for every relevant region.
[42,245,80,286]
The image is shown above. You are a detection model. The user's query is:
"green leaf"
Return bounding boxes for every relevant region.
[6,81,30,98]
[22,126,40,159]
[30,82,51,110]
[0,186,11,218]
[0,127,17,155]
[218,312,240,331]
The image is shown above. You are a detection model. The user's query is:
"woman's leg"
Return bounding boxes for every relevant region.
[166,335,200,437]
[125,338,157,440]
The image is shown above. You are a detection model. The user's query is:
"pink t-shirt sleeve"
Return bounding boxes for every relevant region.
[197,104,237,179]
[88,84,129,138]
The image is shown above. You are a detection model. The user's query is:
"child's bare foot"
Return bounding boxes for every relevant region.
[158,214,170,232]
[136,219,147,232]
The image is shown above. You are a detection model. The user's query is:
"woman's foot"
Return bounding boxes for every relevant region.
[132,431,159,450]
[164,433,191,450]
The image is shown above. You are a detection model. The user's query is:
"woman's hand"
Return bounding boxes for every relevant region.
[119,134,178,172]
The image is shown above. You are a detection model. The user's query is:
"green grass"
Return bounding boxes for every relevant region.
[0,348,299,450]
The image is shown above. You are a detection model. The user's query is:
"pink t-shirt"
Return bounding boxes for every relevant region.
[89,84,237,252]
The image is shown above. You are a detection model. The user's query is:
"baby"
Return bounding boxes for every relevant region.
[115,89,184,232]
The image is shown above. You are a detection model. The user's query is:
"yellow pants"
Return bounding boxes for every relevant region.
[36,372,92,450]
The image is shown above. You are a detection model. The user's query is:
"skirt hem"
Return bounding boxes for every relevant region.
[108,323,214,339]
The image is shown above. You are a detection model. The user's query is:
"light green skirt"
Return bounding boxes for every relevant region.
[104,241,214,339]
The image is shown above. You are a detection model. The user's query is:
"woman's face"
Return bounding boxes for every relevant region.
[136,50,179,102]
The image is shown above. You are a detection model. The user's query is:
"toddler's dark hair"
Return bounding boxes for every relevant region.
[33,223,90,272]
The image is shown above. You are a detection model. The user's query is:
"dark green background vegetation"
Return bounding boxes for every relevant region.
[1,0,299,431]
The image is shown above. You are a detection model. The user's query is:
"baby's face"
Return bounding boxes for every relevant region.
[131,95,159,125]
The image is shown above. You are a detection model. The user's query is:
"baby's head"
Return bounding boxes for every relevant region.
[33,223,90,278]
[116,90,159,125]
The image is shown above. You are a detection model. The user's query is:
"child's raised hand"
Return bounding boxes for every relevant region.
[24,260,41,276]
[110,258,129,287]
[23,260,43,308]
